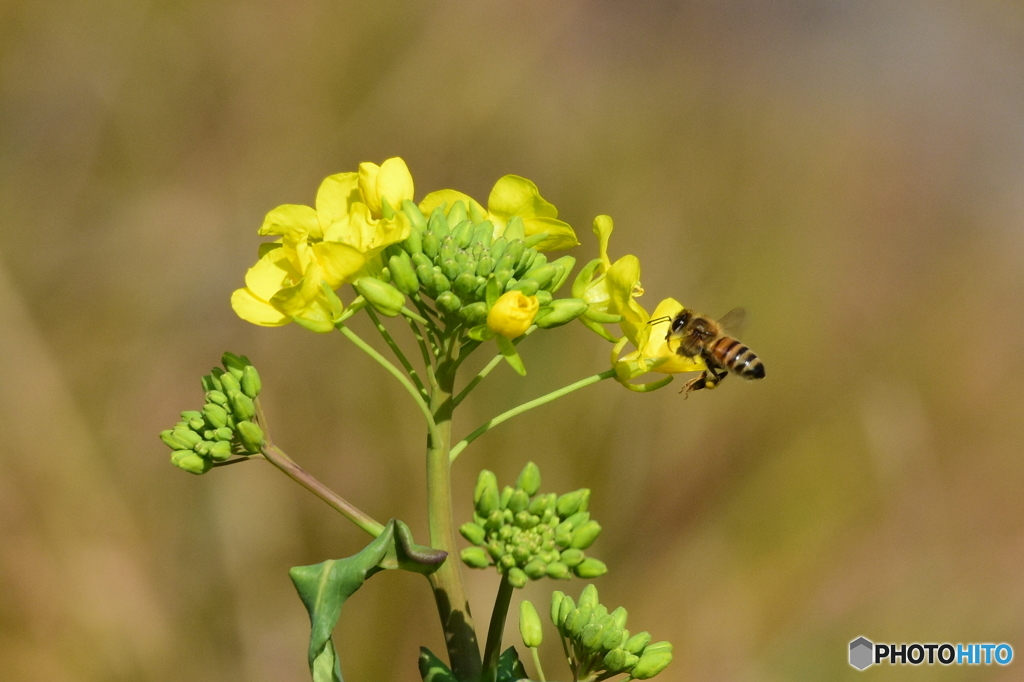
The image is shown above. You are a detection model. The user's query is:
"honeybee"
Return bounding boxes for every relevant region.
[665,308,765,396]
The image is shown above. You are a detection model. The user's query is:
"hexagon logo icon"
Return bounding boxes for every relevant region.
[849,637,874,670]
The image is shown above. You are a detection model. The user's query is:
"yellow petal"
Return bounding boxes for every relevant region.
[605,255,645,343]
[313,241,366,288]
[522,216,579,251]
[259,204,321,240]
[487,291,540,338]
[419,189,486,220]
[487,175,559,220]
[316,172,360,235]
[592,215,614,269]
[357,162,382,215]
[375,157,414,215]
[231,288,290,326]
[244,248,298,301]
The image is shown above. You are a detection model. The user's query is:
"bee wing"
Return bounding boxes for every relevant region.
[717,307,748,335]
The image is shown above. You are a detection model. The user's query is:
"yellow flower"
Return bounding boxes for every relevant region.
[572,215,647,341]
[487,291,540,338]
[419,175,578,251]
[232,157,415,331]
[612,298,706,383]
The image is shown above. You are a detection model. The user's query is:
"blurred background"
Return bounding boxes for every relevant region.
[3,1,1024,680]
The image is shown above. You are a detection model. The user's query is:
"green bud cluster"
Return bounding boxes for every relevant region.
[459,462,607,587]
[550,585,673,680]
[158,352,266,474]
[362,199,587,331]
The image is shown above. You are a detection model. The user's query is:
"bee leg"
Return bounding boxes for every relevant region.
[680,372,709,397]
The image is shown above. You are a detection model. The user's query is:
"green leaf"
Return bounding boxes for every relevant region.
[290,520,447,682]
[418,647,458,682]
[496,335,527,376]
[496,646,529,682]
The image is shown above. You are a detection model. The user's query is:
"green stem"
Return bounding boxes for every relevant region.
[399,305,430,326]
[338,324,442,446]
[260,443,385,537]
[481,575,515,682]
[407,316,438,390]
[426,360,481,681]
[365,307,427,397]
[449,369,617,462]
[452,328,534,408]
[531,647,547,682]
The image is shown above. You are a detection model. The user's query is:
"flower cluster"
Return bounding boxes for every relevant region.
[158,353,265,474]
[459,463,607,588]
[548,585,673,680]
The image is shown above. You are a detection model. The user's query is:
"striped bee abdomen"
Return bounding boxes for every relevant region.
[707,337,765,380]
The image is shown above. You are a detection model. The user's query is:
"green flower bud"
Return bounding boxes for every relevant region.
[402,199,427,232]
[447,201,467,227]
[602,625,625,652]
[631,650,673,679]
[201,374,221,392]
[159,430,188,450]
[426,272,451,299]
[206,389,229,406]
[535,291,553,307]
[441,258,460,282]
[202,403,229,429]
[222,352,250,378]
[486,540,504,560]
[519,600,543,648]
[452,220,473,248]
[527,493,552,515]
[411,251,432,269]
[172,425,202,448]
[557,595,575,631]
[610,606,628,630]
[507,489,530,514]
[515,249,538,277]
[476,484,500,517]
[354,277,405,317]
[546,561,571,580]
[535,298,589,329]
[505,239,526,266]
[214,427,234,441]
[554,526,573,548]
[435,291,462,314]
[572,603,593,637]
[514,461,541,496]
[559,548,584,567]
[503,215,526,241]
[574,558,607,579]
[508,278,539,296]
[565,511,590,527]
[500,553,517,570]
[236,420,265,454]
[507,566,528,588]
[422,232,440,260]
[453,272,477,299]
[208,440,232,462]
[578,488,591,512]
[471,221,494,248]
[240,365,261,399]
[458,301,488,326]
[219,371,241,395]
[389,253,420,295]
[172,450,212,475]
[522,264,558,290]
[581,622,605,651]
[579,584,599,608]
[643,641,673,655]
[514,510,533,529]
[485,510,504,531]
[624,632,651,655]
[428,207,450,239]
[570,521,603,550]
[489,237,508,261]
[550,591,565,625]
[188,417,205,431]
[229,391,255,421]
[512,544,532,565]
[460,546,490,569]
[475,255,495,277]
[556,489,587,517]
[546,255,576,293]
[603,648,628,673]
[523,560,547,579]
[499,485,514,510]
[460,522,486,545]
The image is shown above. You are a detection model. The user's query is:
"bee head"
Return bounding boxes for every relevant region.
[670,311,690,335]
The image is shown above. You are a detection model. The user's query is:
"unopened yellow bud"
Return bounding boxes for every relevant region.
[487,291,539,339]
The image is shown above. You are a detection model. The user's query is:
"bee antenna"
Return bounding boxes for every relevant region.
[648,315,672,326]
